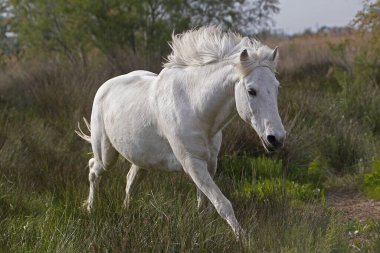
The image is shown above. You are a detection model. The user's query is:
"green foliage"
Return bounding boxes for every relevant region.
[362,157,380,200]
[354,0,380,44]
[275,77,379,177]
[307,158,326,185]
[8,0,279,67]
[289,157,327,187]
[221,155,282,181]
[189,0,279,34]
[222,156,322,204]
[332,47,380,134]
[320,125,369,174]
[236,179,321,203]
[329,0,380,136]
[0,0,20,62]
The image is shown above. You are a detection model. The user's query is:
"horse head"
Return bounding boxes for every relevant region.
[235,46,286,152]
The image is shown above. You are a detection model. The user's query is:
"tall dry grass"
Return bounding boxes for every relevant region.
[265,31,369,77]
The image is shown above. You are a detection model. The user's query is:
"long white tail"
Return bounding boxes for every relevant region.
[75,117,91,143]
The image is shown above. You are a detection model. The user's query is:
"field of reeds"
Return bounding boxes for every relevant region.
[1,29,380,252]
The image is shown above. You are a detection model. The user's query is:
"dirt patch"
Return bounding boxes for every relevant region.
[326,188,380,221]
[327,188,380,251]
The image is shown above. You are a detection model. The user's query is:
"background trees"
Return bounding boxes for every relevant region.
[4,0,279,68]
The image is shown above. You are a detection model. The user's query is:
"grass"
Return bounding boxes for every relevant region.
[1,30,380,251]
[0,162,352,252]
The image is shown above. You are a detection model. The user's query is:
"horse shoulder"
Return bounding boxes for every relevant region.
[146,68,223,163]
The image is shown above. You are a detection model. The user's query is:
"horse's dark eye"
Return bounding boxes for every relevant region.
[248,88,257,96]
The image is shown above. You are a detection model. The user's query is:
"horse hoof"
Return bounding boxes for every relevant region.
[235,227,246,241]
[81,200,92,212]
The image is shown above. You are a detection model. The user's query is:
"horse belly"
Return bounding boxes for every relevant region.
[109,127,182,172]
[99,74,182,171]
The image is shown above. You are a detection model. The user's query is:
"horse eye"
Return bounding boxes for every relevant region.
[248,88,257,96]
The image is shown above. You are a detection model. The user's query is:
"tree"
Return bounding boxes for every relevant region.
[10,0,84,64]
[354,0,380,34]
[188,0,279,35]
[352,0,380,86]
[9,0,280,67]
[0,0,20,63]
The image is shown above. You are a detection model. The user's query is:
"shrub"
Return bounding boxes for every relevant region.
[289,157,327,187]
[221,155,283,181]
[222,156,322,204]
[234,178,322,204]
[362,157,380,200]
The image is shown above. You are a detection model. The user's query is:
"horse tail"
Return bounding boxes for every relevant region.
[75,117,91,143]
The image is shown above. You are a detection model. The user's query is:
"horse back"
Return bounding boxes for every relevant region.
[95,71,157,100]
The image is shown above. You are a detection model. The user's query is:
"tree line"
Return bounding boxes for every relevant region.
[0,0,279,68]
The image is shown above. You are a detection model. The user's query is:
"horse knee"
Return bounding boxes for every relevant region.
[89,158,104,178]
[215,199,234,219]
[207,156,218,175]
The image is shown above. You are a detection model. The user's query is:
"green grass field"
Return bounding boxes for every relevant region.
[0,159,353,252]
[1,31,380,252]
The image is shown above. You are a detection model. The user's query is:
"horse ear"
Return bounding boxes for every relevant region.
[271,47,279,61]
[240,49,249,61]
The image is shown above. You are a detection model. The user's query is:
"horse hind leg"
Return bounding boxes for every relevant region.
[123,164,147,209]
[83,137,118,212]
[83,157,104,211]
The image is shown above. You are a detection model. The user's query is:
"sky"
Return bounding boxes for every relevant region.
[273,0,365,34]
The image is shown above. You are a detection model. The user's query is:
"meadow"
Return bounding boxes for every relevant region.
[1,29,380,252]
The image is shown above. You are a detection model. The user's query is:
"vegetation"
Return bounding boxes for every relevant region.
[3,0,279,69]
[1,0,380,252]
[362,158,380,200]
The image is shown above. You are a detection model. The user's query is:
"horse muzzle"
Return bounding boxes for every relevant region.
[260,133,285,152]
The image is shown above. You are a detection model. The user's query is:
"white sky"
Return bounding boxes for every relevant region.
[273,0,365,34]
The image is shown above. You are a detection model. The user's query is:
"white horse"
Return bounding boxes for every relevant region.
[76,26,286,237]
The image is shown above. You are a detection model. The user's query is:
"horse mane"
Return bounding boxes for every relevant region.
[164,26,277,72]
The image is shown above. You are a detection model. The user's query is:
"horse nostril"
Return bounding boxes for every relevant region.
[267,135,278,147]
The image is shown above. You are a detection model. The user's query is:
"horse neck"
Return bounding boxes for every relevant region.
[189,62,239,136]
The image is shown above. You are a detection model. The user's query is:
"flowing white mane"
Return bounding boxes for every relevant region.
[164,26,277,72]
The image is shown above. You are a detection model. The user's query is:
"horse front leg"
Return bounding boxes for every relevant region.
[196,157,217,211]
[184,156,241,237]
[196,132,222,211]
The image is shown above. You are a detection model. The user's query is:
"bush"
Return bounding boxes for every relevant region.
[221,155,283,181]
[235,179,321,203]
[362,157,380,200]
[222,156,322,204]
[289,157,327,187]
